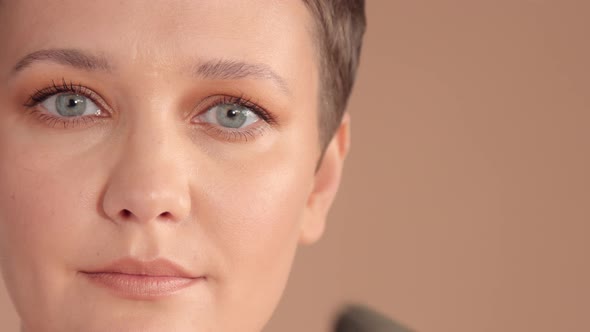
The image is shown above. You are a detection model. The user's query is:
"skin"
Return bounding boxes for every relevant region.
[0,1,350,332]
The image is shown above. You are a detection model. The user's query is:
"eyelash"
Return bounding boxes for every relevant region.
[23,79,108,129]
[195,95,276,142]
[23,79,276,142]
[24,78,99,107]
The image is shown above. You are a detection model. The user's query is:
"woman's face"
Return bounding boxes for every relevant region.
[0,1,347,331]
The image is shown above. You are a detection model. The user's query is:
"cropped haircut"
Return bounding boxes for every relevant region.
[301,0,367,152]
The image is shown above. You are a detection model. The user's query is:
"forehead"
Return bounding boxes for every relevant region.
[0,0,316,92]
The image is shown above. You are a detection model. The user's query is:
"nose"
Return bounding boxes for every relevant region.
[101,122,192,224]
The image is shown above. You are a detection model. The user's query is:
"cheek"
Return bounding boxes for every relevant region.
[0,135,82,325]
[194,107,319,276]
[193,137,317,323]
[200,147,314,278]
[0,117,106,311]
[208,165,308,260]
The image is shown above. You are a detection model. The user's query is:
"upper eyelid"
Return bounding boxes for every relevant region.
[194,95,276,125]
[24,80,107,109]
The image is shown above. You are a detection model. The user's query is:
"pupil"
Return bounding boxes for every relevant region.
[227,109,239,118]
[68,99,77,108]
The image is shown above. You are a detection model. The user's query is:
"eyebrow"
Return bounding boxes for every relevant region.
[12,49,290,95]
[194,59,291,95]
[12,49,112,73]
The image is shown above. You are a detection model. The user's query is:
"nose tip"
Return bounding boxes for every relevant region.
[99,113,192,226]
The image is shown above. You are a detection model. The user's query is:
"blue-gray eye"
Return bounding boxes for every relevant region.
[40,93,101,117]
[201,103,260,129]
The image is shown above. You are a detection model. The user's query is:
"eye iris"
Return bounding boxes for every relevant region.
[56,93,87,117]
[215,104,248,128]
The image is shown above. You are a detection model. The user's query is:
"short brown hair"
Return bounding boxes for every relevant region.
[302,0,367,151]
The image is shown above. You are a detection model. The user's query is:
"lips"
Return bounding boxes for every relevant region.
[80,257,204,300]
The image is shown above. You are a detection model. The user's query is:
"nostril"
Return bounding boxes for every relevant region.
[120,209,132,218]
[115,209,174,222]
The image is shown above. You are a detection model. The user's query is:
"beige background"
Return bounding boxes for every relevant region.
[2,1,589,331]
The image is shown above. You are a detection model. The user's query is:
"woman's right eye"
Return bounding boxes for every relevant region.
[41,93,103,118]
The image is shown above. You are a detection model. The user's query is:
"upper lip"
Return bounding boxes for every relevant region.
[82,257,200,278]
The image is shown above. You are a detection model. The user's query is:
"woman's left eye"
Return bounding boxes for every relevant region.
[41,93,102,117]
[198,103,261,129]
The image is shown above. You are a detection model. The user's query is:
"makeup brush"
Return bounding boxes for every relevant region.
[334,304,414,332]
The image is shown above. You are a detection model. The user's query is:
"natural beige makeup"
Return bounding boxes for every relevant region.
[0,1,350,331]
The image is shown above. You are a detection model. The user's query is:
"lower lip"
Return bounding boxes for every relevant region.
[81,272,203,300]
